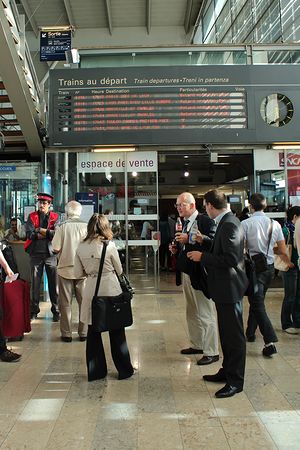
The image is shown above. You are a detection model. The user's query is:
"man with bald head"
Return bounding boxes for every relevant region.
[52,201,88,342]
[170,192,219,365]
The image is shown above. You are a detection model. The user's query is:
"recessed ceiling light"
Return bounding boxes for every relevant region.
[184,155,189,158]
[184,171,190,177]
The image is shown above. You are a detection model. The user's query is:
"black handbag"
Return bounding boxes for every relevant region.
[91,242,133,332]
[115,272,134,301]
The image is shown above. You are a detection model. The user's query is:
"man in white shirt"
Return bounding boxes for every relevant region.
[52,201,87,342]
[242,193,292,357]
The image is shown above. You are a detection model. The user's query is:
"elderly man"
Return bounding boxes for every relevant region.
[25,193,60,321]
[170,192,219,365]
[52,201,87,342]
[187,190,248,398]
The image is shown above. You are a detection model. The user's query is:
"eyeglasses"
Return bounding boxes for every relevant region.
[174,202,189,208]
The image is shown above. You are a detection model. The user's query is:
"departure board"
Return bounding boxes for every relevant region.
[48,65,300,146]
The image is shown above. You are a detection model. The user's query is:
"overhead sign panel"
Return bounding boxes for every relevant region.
[40,31,71,61]
[48,65,300,146]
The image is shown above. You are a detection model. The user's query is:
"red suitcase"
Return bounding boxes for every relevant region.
[1,279,31,339]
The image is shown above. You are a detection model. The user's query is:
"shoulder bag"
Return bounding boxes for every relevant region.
[251,219,273,274]
[91,242,133,332]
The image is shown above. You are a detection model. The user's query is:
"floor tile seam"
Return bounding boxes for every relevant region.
[0,413,22,449]
[137,409,185,450]
[219,413,280,450]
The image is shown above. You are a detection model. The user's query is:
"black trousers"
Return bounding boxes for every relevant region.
[246,264,278,344]
[30,254,59,315]
[216,301,246,390]
[86,325,133,381]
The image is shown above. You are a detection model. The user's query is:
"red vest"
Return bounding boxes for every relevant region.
[24,211,59,251]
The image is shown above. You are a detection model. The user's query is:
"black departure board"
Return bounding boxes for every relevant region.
[48,65,300,146]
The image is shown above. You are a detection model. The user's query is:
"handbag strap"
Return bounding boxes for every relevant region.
[266,219,273,258]
[93,241,107,297]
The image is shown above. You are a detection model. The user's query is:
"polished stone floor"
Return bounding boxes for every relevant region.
[0,274,300,449]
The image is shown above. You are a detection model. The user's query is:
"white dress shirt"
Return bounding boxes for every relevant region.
[242,211,284,264]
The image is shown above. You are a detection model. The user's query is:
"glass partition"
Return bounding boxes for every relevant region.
[255,170,285,212]
[0,162,41,229]
[46,150,159,292]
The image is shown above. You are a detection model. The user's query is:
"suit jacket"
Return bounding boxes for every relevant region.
[176,213,215,295]
[176,213,215,274]
[201,211,248,304]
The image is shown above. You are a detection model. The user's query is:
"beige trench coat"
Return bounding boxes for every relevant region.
[74,239,123,325]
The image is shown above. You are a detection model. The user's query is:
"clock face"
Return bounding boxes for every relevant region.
[260,93,294,127]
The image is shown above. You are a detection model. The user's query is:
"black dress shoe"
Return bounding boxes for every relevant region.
[52,313,60,323]
[61,336,72,343]
[203,369,226,382]
[30,313,38,320]
[197,355,219,365]
[262,344,277,357]
[247,335,256,342]
[215,384,243,398]
[79,336,87,342]
[180,347,203,355]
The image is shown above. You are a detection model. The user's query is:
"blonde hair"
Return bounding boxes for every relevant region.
[84,214,113,242]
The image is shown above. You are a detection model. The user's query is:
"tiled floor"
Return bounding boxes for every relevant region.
[1,273,300,449]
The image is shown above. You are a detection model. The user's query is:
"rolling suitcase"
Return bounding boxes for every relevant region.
[1,279,31,340]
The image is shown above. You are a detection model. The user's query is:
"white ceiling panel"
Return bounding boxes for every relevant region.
[19,0,203,32]
[25,0,68,27]
[68,0,108,29]
[111,0,145,28]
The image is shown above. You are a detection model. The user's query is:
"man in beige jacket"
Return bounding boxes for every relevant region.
[52,201,87,342]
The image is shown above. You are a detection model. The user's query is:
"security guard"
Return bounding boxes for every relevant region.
[25,193,60,321]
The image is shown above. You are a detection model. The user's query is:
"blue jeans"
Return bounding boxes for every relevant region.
[281,268,300,329]
[246,264,278,344]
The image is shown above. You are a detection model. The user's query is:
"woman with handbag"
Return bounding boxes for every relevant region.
[281,206,300,334]
[74,214,134,381]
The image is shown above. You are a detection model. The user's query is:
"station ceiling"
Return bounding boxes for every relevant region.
[17,0,203,38]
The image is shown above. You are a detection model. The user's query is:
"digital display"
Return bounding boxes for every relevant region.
[55,90,246,132]
[48,65,300,146]
[40,31,71,62]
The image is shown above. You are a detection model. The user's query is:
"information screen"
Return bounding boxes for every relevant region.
[40,31,71,62]
[48,65,300,146]
[56,88,246,132]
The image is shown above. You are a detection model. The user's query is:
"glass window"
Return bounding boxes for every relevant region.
[231,0,248,22]
[203,0,215,40]
[281,0,300,41]
[215,0,227,16]
[232,2,253,42]
[216,1,231,41]
[254,2,281,43]
[252,0,272,23]
[256,170,285,212]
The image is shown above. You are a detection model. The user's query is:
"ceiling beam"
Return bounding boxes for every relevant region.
[0,5,43,156]
[63,0,75,29]
[184,0,193,34]
[146,0,151,34]
[19,0,39,37]
[104,0,113,35]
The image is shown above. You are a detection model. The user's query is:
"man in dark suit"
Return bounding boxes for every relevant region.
[187,189,248,398]
[169,192,219,365]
